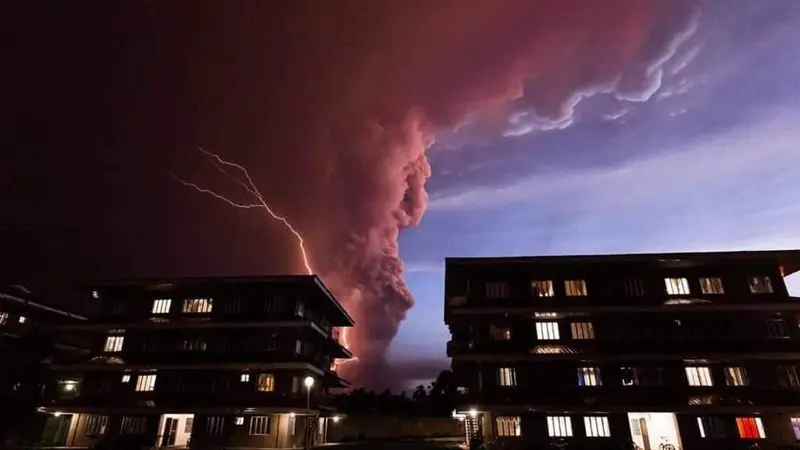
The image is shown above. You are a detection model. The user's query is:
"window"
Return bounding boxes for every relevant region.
[498,367,517,387]
[486,282,509,299]
[700,278,724,294]
[725,367,748,386]
[224,299,242,313]
[685,366,713,386]
[697,417,727,438]
[185,418,193,433]
[547,416,573,437]
[103,334,125,352]
[621,367,639,386]
[249,416,271,435]
[121,374,131,383]
[536,321,560,340]
[490,324,512,340]
[665,278,690,295]
[182,298,213,313]
[206,416,224,435]
[736,417,766,439]
[182,339,207,351]
[565,280,587,296]
[85,416,108,436]
[749,276,774,294]
[295,340,303,354]
[496,416,521,437]
[570,322,594,340]
[240,373,250,383]
[263,297,279,312]
[0,312,7,325]
[624,279,645,296]
[577,367,602,386]
[18,316,26,324]
[766,319,788,338]
[779,365,800,387]
[257,373,275,392]
[296,300,306,317]
[120,417,146,434]
[584,416,610,437]
[233,417,244,426]
[151,298,172,314]
[135,374,157,392]
[791,418,800,440]
[531,280,554,297]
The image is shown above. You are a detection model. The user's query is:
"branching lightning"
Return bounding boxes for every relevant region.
[175,147,355,367]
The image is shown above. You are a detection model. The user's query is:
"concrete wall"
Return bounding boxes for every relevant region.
[329,415,465,441]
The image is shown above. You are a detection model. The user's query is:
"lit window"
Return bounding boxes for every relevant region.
[135,374,157,392]
[570,322,594,340]
[700,278,724,294]
[498,367,517,387]
[92,290,100,299]
[256,373,275,392]
[182,339,207,351]
[531,280,554,297]
[206,416,224,435]
[685,366,713,386]
[791,418,800,440]
[240,373,250,383]
[766,319,788,338]
[104,334,125,352]
[749,276,774,294]
[486,282,509,299]
[182,298,213,313]
[736,417,765,439]
[490,325,512,340]
[577,367,602,386]
[547,416,573,437]
[121,374,131,383]
[151,299,172,314]
[249,416,271,435]
[565,280,587,296]
[620,367,638,386]
[665,278,690,295]
[697,417,726,438]
[295,340,303,354]
[584,416,610,437]
[536,321,560,340]
[235,417,244,426]
[725,367,748,386]
[496,416,521,437]
[0,312,7,325]
[86,415,108,436]
[18,316,27,324]
[624,279,645,296]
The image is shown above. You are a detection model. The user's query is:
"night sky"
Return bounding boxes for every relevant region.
[4,1,800,389]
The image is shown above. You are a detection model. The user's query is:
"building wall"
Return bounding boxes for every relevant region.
[329,415,464,441]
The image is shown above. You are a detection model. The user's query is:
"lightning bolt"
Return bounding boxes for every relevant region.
[175,146,355,368]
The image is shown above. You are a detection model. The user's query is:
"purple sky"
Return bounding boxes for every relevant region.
[392,1,800,385]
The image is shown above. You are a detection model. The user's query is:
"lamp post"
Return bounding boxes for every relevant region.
[303,376,315,450]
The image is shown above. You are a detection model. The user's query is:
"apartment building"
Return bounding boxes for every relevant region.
[40,275,353,449]
[445,250,800,450]
[0,285,88,446]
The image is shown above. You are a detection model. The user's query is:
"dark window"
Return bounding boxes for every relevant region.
[621,367,639,386]
[697,416,727,438]
[206,416,224,435]
[624,279,645,296]
[766,319,788,338]
[223,299,241,313]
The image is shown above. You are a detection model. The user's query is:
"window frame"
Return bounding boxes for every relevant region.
[577,366,602,387]
[735,417,766,439]
[531,280,555,297]
[535,321,560,340]
[664,277,691,295]
[496,416,521,437]
[564,280,588,297]
[151,298,172,314]
[584,416,610,438]
[685,366,713,387]
[570,321,595,340]
[135,374,157,392]
[547,416,573,438]
[498,367,517,387]
[699,277,724,294]
[249,416,271,435]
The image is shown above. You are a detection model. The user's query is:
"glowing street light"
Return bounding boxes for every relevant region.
[304,376,315,450]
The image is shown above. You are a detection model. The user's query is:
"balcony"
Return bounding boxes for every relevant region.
[456,385,800,410]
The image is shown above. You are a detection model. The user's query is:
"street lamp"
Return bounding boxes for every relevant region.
[303,376,315,450]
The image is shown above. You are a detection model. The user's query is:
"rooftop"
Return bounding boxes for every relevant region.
[446,249,800,277]
[80,274,354,326]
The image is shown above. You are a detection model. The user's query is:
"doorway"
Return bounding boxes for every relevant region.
[157,414,194,448]
[627,413,682,450]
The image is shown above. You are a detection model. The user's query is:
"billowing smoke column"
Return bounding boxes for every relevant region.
[181,0,698,388]
[271,0,702,388]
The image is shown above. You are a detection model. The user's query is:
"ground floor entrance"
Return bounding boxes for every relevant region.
[156,413,194,448]
[627,412,682,450]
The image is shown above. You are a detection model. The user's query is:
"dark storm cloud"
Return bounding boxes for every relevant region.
[5,0,696,388]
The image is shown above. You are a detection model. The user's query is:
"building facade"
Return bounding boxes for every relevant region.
[445,250,800,450]
[40,275,353,449]
[0,285,88,447]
